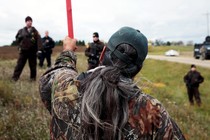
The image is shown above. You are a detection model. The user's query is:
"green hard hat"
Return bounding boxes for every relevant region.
[107,26,148,67]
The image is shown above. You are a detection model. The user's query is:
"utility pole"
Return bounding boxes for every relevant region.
[205,12,210,36]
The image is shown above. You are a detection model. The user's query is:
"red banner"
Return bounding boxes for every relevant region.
[66,0,74,38]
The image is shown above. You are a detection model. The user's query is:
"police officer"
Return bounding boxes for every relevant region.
[184,64,204,106]
[39,27,185,139]
[85,32,104,70]
[38,31,55,68]
[12,16,42,81]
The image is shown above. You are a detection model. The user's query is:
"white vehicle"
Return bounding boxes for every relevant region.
[165,50,179,56]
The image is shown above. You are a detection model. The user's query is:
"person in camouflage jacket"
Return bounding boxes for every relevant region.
[39,27,186,140]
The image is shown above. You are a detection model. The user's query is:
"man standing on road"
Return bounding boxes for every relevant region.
[12,16,42,81]
[38,31,55,68]
[85,32,104,70]
[184,64,204,106]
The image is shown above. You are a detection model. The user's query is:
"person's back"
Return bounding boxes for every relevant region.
[78,27,186,139]
[39,27,186,140]
[79,67,185,139]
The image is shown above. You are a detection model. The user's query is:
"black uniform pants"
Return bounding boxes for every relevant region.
[187,86,201,105]
[12,50,37,81]
[39,51,52,67]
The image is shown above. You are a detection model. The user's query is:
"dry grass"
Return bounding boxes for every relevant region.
[0,48,87,139]
[0,46,86,60]
[139,59,210,140]
[0,46,209,139]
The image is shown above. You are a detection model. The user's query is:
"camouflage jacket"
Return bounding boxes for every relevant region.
[39,51,185,140]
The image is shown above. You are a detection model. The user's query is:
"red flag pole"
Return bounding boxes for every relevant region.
[66,0,74,38]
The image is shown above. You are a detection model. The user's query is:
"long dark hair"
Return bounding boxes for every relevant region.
[80,44,140,140]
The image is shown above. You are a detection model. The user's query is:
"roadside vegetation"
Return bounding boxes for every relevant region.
[148,45,193,56]
[139,59,210,140]
[0,46,209,139]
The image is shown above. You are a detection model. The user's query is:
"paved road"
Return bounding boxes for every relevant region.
[147,55,210,69]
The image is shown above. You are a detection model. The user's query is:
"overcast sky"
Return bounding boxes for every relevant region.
[0,0,210,46]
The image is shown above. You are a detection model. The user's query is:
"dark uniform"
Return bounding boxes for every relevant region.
[12,17,42,81]
[85,36,104,70]
[39,52,185,140]
[184,65,204,106]
[39,35,55,67]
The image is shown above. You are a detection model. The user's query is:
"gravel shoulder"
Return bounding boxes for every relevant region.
[147,55,210,69]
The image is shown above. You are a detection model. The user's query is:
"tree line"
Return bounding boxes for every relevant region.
[10,40,86,46]
[10,39,194,47]
[151,39,194,46]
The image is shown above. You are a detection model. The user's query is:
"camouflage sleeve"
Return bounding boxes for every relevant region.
[128,93,186,140]
[39,50,78,113]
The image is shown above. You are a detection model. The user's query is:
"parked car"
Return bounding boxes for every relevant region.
[165,50,179,56]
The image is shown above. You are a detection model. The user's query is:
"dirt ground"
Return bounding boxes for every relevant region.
[0,46,86,60]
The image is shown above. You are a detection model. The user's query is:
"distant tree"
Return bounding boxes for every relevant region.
[165,41,171,46]
[186,41,194,46]
[176,41,184,46]
[76,40,85,46]
[154,39,164,46]
[170,41,184,46]
[148,40,154,46]
[11,40,18,46]
[82,40,85,46]
[55,40,63,46]
[54,40,85,46]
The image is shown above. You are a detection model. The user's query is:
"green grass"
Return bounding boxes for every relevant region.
[138,59,210,139]
[0,52,209,139]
